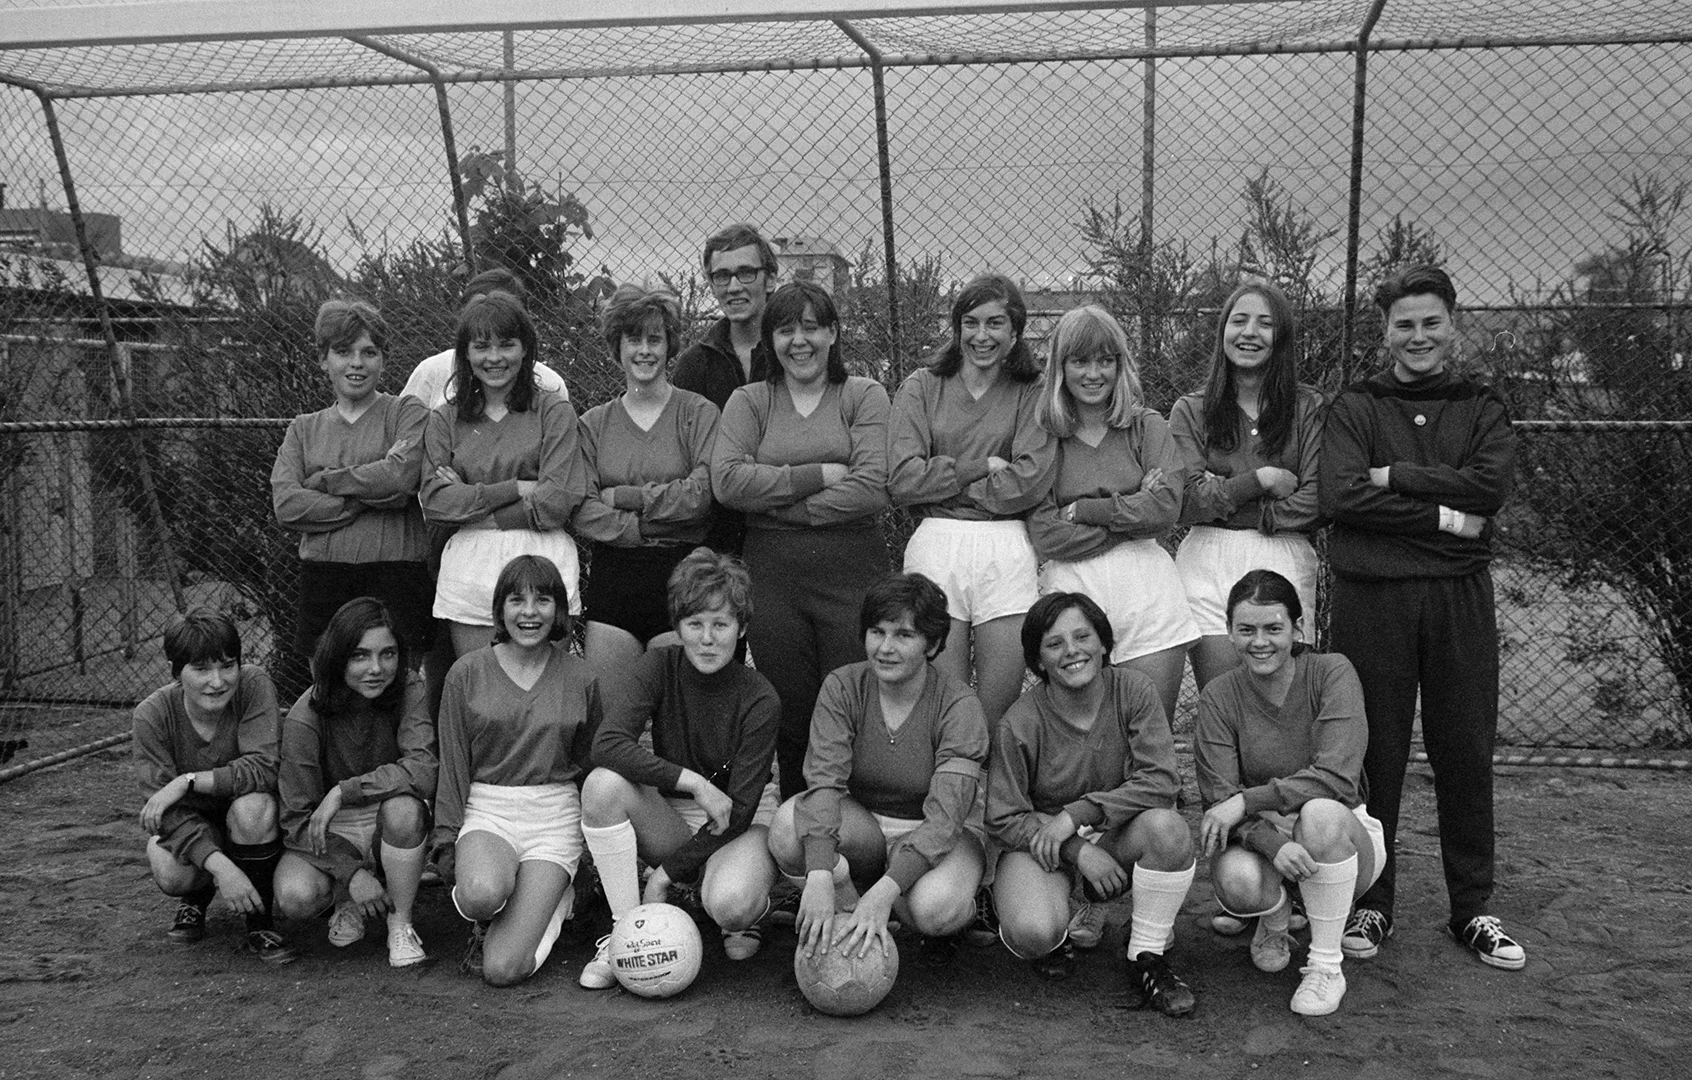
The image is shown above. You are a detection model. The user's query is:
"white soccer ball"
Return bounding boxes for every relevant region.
[607,902,703,998]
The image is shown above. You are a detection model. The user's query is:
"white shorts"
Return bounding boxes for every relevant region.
[872,812,923,852]
[326,803,380,860]
[665,776,781,833]
[903,518,1038,625]
[458,781,585,874]
[1038,539,1200,662]
[1175,525,1318,639]
[1264,804,1387,890]
[433,524,582,625]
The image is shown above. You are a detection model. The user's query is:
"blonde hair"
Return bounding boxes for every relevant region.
[1036,304,1142,438]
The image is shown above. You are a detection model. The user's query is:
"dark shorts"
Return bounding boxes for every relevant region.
[295,560,434,659]
[581,543,693,644]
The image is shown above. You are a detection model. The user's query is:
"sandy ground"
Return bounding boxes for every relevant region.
[1,750,1687,1080]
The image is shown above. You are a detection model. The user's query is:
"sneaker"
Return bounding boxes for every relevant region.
[1124,952,1196,1017]
[768,889,801,928]
[327,900,366,948]
[722,924,763,962]
[166,900,207,943]
[1288,893,1309,933]
[460,921,488,976]
[387,922,427,968]
[1031,941,1075,980]
[919,934,959,966]
[244,927,299,965]
[1341,908,1392,959]
[1289,965,1347,1016]
[579,934,617,989]
[1066,901,1106,951]
[1250,919,1295,974]
[1454,915,1526,970]
[1210,912,1248,936]
[959,888,999,948]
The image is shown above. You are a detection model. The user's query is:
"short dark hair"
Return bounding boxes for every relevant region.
[701,223,778,277]
[309,597,409,717]
[463,267,526,305]
[163,607,242,679]
[314,299,389,358]
[453,292,540,421]
[859,572,950,658]
[1020,592,1114,682]
[667,547,753,628]
[1374,264,1456,316]
[761,281,847,385]
[932,273,1039,381]
[1224,568,1304,629]
[490,555,571,644]
[599,283,683,364]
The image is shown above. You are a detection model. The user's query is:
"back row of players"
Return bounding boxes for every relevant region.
[136,224,1521,1020]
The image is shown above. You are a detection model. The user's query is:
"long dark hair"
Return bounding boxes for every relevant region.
[453,292,540,422]
[1201,280,1298,458]
[308,597,409,718]
[931,273,1039,382]
[761,281,847,385]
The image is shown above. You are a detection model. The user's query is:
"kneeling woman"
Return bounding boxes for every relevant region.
[769,572,990,961]
[432,556,602,986]
[578,548,782,988]
[274,598,437,968]
[1195,570,1384,1017]
[987,592,1195,1015]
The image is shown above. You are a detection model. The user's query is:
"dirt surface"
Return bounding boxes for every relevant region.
[2,749,1687,1080]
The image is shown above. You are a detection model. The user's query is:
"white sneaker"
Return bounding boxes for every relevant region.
[1250,918,1295,973]
[722,924,763,961]
[327,900,365,948]
[1290,965,1347,1016]
[1066,901,1106,950]
[387,921,427,968]
[579,934,617,989]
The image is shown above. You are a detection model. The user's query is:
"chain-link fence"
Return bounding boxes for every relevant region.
[3,1,1690,775]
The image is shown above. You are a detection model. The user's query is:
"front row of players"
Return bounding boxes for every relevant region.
[136,554,1376,1016]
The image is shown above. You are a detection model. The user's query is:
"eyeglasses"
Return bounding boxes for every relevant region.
[708,267,765,287]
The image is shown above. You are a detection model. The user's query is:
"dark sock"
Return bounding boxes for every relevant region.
[184,883,216,911]
[227,839,283,927]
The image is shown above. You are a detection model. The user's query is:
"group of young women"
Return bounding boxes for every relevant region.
[136,265,1376,1017]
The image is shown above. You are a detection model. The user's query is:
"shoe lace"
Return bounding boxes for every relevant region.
[249,929,285,948]
[593,934,613,960]
[1350,909,1386,934]
[1466,915,1506,942]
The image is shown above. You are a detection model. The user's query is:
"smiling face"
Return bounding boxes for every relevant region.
[468,333,527,396]
[1223,292,1276,372]
[772,303,837,389]
[864,612,931,688]
[179,657,240,722]
[1385,292,1454,382]
[321,332,385,406]
[960,300,1016,373]
[343,626,400,701]
[501,586,558,649]
[677,603,741,676]
[1037,605,1106,692]
[1063,349,1118,411]
[620,313,670,390]
[1229,599,1297,680]
[708,244,770,328]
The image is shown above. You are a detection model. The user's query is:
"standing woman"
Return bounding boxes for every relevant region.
[573,284,719,673]
[1195,570,1384,1016]
[1170,280,1324,690]
[889,273,1055,724]
[768,572,990,961]
[987,592,1196,1015]
[271,300,431,703]
[432,555,601,986]
[421,293,587,660]
[273,598,436,968]
[711,280,891,800]
[1028,305,1198,724]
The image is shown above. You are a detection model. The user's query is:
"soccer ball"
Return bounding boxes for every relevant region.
[793,939,900,1016]
[607,903,703,999]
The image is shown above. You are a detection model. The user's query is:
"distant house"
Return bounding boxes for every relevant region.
[773,236,851,297]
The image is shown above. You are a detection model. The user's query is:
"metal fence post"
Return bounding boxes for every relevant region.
[837,20,903,380]
[1341,0,1390,386]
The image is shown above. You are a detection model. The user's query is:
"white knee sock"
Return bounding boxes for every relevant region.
[531,886,573,973]
[380,840,426,924]
[582,820,641,923]
[1299,854,1357,972]
[1127,862,1195,959]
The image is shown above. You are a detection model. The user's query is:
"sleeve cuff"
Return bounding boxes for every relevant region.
[886,850,927,895]
[1241,785,1279,814]
[1224,472,1263,503]
[612,486,645,510]
[1073,498,1113,526]
[802,835,839,875]
[338,778,365,807]
[1063,798,1104,828]
[955,459,991,486]
[793,463,827,497]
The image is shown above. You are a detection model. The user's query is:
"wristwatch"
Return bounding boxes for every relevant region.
[183,771,196,791]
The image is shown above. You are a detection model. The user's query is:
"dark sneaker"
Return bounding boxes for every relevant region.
[959,887,1000,948]
[244,928,299,965]
[768,889,801,928]
[1341,908,1392,959]
[461,921,489,977]
[1454,915,1526,970]
[1288,892,1309,933]
[919,934,959,967]
[1125,952,1196,1017]
[1031,941,1075,980]
[167,901,207,943]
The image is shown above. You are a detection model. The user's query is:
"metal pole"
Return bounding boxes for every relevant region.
[503,30,518,182]
[35,90,185,612]
[836,20,901,380]
[1341,0,1390,387]
[1141,6,1157,368]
